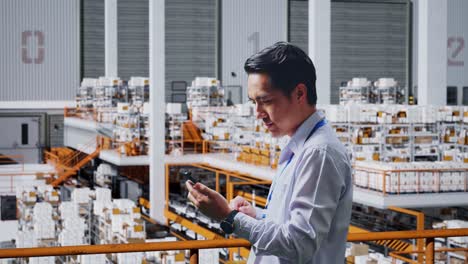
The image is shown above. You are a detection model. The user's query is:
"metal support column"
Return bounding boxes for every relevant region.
[149,0,166,223]
[308,0,331,104]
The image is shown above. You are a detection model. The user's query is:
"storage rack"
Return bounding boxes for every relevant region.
[412,123,440,162]
[339,78,377,105]
[350,124,382,162]
[339,77,405,105]
[128,77,149,110]
[374,78,405,104]
[76,78,96,120]
[381,123,411,162]
[139,109,150,156]
[166,112,186,155]
[186,77,225,108]
[113,103,142,156]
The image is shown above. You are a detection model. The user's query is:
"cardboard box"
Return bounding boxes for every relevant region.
[350,244,369,256]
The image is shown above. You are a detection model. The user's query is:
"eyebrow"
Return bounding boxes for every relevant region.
[248,95,271,101]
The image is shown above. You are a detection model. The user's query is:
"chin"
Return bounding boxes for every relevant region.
[268,129,283,138]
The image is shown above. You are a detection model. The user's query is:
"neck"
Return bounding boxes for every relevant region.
[287,106,317,137]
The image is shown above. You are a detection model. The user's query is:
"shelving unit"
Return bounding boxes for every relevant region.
[186,77,225,108]
[113,103,142,156]
[339,78,377,105]
[166,108,186,155]
[339,77,405,105]
[139,108,150,156]
[76,78,96,120]
[381,124,411,162]
[128,77,149,110]
[374,78,405,104]
[412,123,440,161]
[350,124,382,161]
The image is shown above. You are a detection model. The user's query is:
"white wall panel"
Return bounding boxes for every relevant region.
[447,0,468,93]
[417,0,447,105]
[222,0,288,102]
[0,0,79,101]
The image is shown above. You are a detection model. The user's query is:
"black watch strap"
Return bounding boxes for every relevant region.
[225,210,239,223]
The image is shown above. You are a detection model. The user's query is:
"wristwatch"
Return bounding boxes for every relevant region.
[220,210,239,234]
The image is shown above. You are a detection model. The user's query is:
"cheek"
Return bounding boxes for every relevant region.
[268,108,282,123]
[271,105,292,126]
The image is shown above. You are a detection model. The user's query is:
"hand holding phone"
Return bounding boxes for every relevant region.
[180,170,197,184]
[185,177,231,221]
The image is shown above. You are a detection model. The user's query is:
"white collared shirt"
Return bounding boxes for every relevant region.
[233,111,353,264]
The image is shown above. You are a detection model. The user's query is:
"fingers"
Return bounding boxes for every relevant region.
[229,196,252,211]
[186,181,207,207]
[187,192,200,207]
[239,205,257,218]
[185,180,195,195]
[193,183,212,197]
[238,205,250,214]
[229,196,245,210]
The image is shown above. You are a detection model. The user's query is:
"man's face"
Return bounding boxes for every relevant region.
[247,73,299,137]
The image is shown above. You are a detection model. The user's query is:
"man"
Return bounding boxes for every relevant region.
[186,42,352,263]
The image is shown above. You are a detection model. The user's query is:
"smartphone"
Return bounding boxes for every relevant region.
[180,170,198,184]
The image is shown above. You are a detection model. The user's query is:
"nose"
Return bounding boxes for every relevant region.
[255,103,267,119]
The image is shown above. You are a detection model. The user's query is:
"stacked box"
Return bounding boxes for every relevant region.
[59,201,79,219]
[33,217,55,239]
[116,252,144,264]
[16,230,37,248]
[354,161,468,194]
[80,254,107,264]
[29,257,55,264]
[71,188,92,204]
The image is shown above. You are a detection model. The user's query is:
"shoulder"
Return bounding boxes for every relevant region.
[300,124,348,161]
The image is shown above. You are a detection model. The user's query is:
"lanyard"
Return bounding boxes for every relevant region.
[264,119,327,212]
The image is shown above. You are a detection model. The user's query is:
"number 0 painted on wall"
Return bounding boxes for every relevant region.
[21,31,45,64]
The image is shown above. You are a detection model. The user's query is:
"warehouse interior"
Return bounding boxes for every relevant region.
[0,0,467,263]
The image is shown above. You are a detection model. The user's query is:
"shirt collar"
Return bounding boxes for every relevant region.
[279,111,325,164]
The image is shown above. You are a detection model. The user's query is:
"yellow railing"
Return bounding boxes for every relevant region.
[1,229,467,263]
[347,228,468,263]
[0,239,250,264]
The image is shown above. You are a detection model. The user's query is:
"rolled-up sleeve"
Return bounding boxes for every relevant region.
[255,208,266,220]
[233,147,346,263]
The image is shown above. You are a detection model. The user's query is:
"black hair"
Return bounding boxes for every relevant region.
[244,41,317,105]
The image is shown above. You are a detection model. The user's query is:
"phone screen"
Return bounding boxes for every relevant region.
[180,170,198,184]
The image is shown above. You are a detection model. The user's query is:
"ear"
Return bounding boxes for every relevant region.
[295,83,307,104]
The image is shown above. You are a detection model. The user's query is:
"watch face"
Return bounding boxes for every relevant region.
[221,220,234,234]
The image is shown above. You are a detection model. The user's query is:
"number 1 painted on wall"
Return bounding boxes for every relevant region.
[248,32,259,54]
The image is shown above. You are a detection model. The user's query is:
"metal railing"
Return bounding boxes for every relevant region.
[0,155,42,194]
[1,228,467,263]
[347,228,468,263]
[0,239,250,263]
